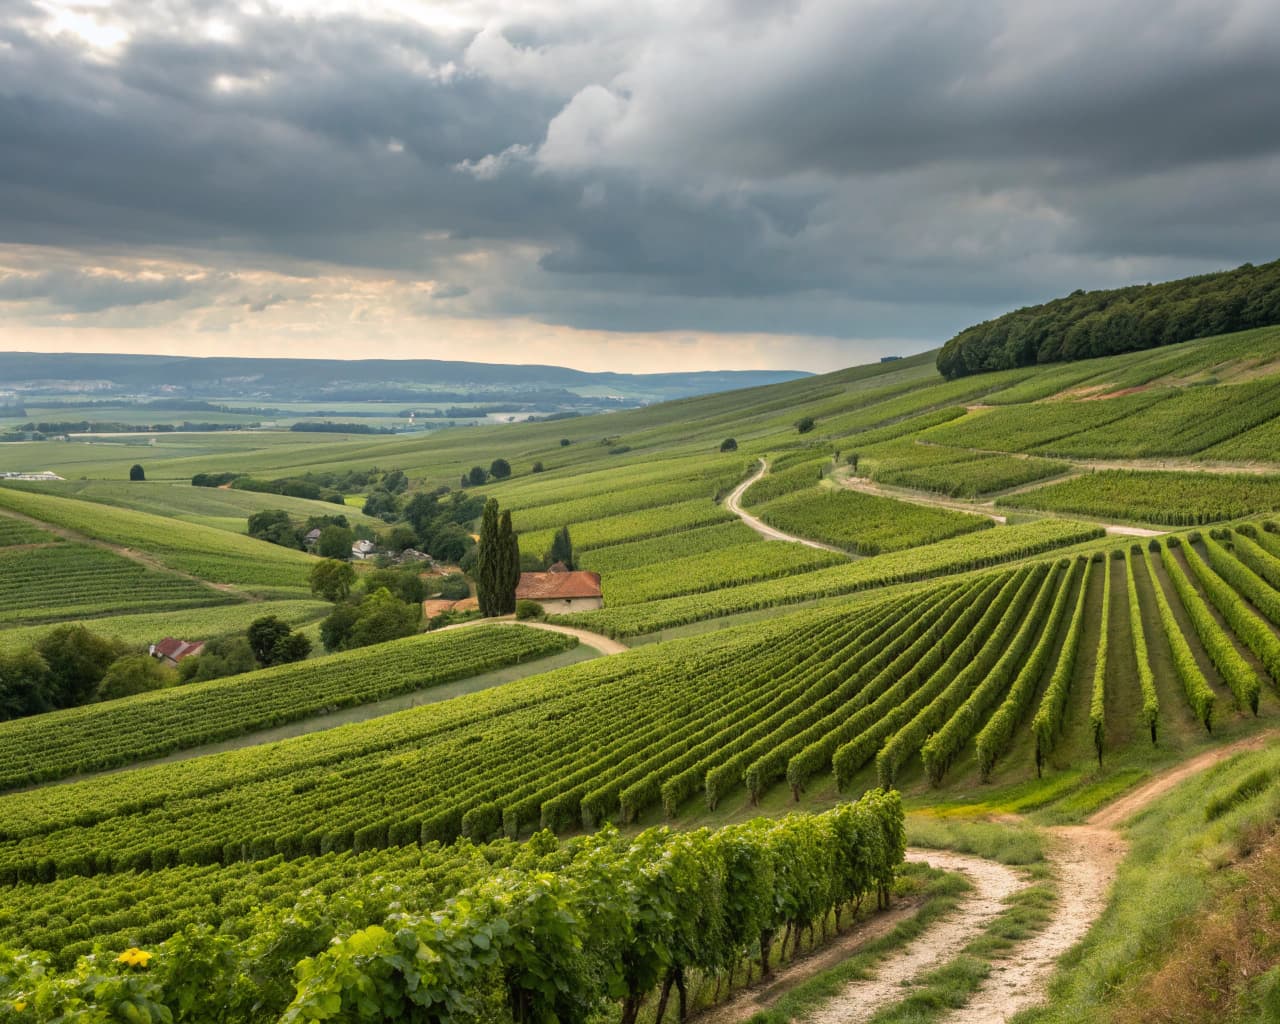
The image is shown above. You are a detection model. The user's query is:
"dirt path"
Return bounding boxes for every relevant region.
[725,461,851,555]
[802,850,1024,1024]
[1089,729,1280,828]
[439,615,629,655]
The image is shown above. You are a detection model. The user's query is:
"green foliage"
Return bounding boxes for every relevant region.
[177,635,257,683]
[515,600,544,620]
[129,463,145,481]
[1089,557,1112,765]
[720,437,738,452]
[739,459,827,508]
[308,558,355,602]
[1160,543,1260,714]
[558,520,1103,638]
[0,543,235,625]
[1142,547,1215,730]
[1001,469,1280,526]
[247,616,312,667]
[0,795,904,1024]
[36,625,126,709]
[870,449,1068,498]
[757,488,992,556]
[937,258,1280,378]
[0,626,575,791]
[316,524,353,560]
[247,508,303,549]
[489,458,512,479]
[1031,558,1092,773]
[96,654,173,701]
[547,525,575,570]
[1124,550,1160,743]
[796,416,816,434]
[975,558,1081,779]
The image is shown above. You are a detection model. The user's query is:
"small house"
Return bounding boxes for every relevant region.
[351,538,378,560]
[515,570,604,613]
[149,637,205,667]
[303,527,323,550]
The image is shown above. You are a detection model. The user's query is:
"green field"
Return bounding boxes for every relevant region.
[7,321,1280,1024]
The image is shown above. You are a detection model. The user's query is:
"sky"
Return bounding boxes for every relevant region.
[1,0,1279,374]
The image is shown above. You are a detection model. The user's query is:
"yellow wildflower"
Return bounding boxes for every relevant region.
[13,1000,25,1012]
[116,947,153,968]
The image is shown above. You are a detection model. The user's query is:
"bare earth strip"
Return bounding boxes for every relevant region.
[802,850,1024,1024]
[440,616,630,655]
[725,461,852,555]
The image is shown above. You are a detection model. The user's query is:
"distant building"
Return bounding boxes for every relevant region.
[0,471,64,481]
[303,527,323,550]
[149,637,206,666]
[879,355,903,363]
[515,570,604,613]
[351,538,378,560]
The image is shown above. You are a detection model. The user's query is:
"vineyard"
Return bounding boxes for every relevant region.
[755,487,992,554]
[7,323,1280,1024]
[999,470,1280,526]
[0,543,234,624]
[0,626,578,789]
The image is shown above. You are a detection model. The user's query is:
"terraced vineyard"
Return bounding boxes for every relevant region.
[0,542,234,624]
[8,322,1280,1024]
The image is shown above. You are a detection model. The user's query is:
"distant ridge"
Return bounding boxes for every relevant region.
[938,258,1280,379]
[0,352,810,402]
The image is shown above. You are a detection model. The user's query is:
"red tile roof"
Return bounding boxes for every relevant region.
[153,637,205,662]
[515,571,603,601]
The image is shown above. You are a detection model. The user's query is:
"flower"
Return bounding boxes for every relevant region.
[12,1000,25,1012]
[116,947,153,968]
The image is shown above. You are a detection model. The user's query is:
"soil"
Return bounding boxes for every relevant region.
[439,616,630,655]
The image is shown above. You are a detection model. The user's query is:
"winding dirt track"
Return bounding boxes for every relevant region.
[714,736,1274,1024]
[725,461,851,555]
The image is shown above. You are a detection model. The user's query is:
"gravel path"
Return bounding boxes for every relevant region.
[725,461,851,555]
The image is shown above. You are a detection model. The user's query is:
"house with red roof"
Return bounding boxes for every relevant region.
[149,637,206,667]
[515,565,604,613]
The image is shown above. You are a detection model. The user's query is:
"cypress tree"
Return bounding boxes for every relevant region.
[548,526,575,570]
[475,499,501,616]
[497,510,521,614]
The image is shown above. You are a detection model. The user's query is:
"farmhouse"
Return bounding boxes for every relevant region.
[516,566,604,613]
[149,637,205,666]
[351,538,378,560]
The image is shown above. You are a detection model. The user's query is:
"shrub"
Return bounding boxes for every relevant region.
[489,459,512,480]
[560,438,571,447]
[532,462,545,473]
[128,464,145,481]
[516,600,545,620]
[796,416,816,434]
[720,438,738,452]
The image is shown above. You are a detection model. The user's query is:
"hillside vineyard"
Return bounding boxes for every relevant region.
[6,323,1280,1021]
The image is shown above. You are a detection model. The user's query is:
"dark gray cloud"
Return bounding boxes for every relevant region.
[1,0,1279,355]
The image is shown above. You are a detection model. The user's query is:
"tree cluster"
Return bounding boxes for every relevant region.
[937,258,1280,379]
[247,510,355,552]
[547,525,576,570]
[475,499,521,616]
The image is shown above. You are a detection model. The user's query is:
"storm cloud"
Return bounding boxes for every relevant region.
[1,0,1278,370]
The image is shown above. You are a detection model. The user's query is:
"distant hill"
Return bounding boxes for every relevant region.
[937,258,1280,379]
[0,352,810,403]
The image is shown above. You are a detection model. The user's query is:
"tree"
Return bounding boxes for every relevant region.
[0,649,52,721]
[474,499,503,616]
[247,616,310,667]
[177,636,256,683]
[317,524,354,560]
[129,464,145,481]
[97,655,172,701]
[796,416,816,434]
[532,461,545,473]
[364,566,426,604]
[309,559,356,602]
[560,438,571,447]
[248,509,302,549]
[489,458,512,480]
[548,526,575,570]
[362,490,400,522]
[320,603,361,652]
[273,631,312,665]
[847,452,860,473]
[380,525,419,552]
[468,466,489,486]
[497,510,521,615]
[346,588,420,649]
[720,438,738,452]
[382,469,408,493]
[36,626,123,708]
